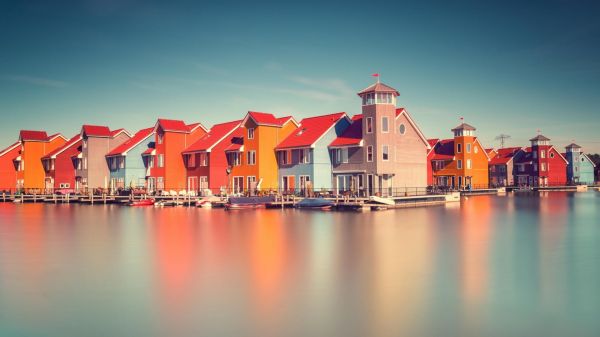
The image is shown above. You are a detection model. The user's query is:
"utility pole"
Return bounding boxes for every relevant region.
[495,134,511,148]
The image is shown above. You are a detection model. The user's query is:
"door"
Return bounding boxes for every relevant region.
[367,174,374,196]
[199,176,208,194]
[147,177,156,193]
[233,176,243,194]
[187,176,198,193]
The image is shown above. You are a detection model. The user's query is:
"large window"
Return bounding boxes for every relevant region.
[382,145,389,161]
[247,128,254,139]
[367,146,374,162]
[278,150,290,165]
[228,152,241,166]
[299,149,310,164]
[158,154,164,168]
[457,143,462,153]
[466,159,472,169]
[381,117,389,133]
[247,151,256,165]
[366,117,373,134]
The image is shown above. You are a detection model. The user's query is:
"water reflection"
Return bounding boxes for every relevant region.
[0,192,599,337]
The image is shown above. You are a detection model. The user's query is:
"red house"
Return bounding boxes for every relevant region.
[182,120,243,195]
[513,134,568,186]
[0,142,20,191]
[41,134,82,193]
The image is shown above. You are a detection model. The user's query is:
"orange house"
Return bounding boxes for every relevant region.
[15,131,67,191]
[146,119,207,192]
[429,122,490,189]
[226,111,298,193]
[0,141,20,191]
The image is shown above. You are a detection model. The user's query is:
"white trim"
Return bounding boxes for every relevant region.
[582,153,597,168]
[47,134,68,142]
[49,135,82,159]
[329,139,364,149]
[548,145,569,164]
[309,113,350,148]
[332,170,367,174]
[0,142,20,157]
[395,109,431,149]
[183,123,242,154]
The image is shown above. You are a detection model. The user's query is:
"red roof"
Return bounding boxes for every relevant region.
[82,125,112,137]
[224,133,245,152]
[431,139,455,160]
[427,138,440,148]
[141,148,155,156]
[244,111,298,127]
[489,147,521,165]
[19,130,48,141]
[156,119,206,133]
[0,141,20,157]
[42,134,82,159]
[276,112,347,150]
[183,120,242,154]
[106,128,154,157]
[329,114,363,147]
[110,128,130,137]
[357,82,400,96]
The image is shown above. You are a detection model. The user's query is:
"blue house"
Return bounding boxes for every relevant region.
[275,112,351,195]
[106,127,155,190]
[565,143,596,184]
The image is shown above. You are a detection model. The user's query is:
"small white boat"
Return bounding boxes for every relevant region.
[368,196,395,206]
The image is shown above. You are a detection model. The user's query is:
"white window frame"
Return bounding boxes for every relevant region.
[457,143,462,153]
[382,145,389,161]
[466,159,472,169]
[381,117,389,133]
[366,117,373,134]
[248,151,256,165]
[367,145,374,162]
[158,154,164,168]
[466,143,471,153]
[457,159,463,169]
[247,128,255,139]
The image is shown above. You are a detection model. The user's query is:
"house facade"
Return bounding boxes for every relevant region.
[41,134,82,192]
[564,143,595,185]
[106,127,155,191]
[182,120,242,195]
[488,147,521,187]
[429,123,490,189]
[15,131,67,191]
[513,134,568,187]
[75,125,131,191]
[0,142,20,191]
[146,119,207,193]
[275,112,351,195]
[227,111,298,193]
[329,82,430,196]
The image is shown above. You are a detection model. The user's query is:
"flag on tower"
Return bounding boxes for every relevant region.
[372,73,379,77]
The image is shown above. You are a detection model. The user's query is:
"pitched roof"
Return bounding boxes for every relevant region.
[224,135,244,152]
[357,82,400,96]
[395,108,431,149]
[329,114,363,147]
[489,147,521,165]
[183,120,242,154]
[431,139,455,160]
[155,119,207,133]
[0,141,20,157]
[565,143,582,149]
[276,112,347,150]
[529,134,550,142]
[19,130,48,141]
[110,128,131,137]
[106,127,154,157]
[451,123,476,132]
[243,111,299,128]
[42,134,82,160]
[427,139,440,148]
[81,125,112,137]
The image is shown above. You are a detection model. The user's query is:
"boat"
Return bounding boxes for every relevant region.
[368,195,395,206]
[295,198,335,210]
[154,200,184,207]
[225,196,275,210]
[196,196,222,208]
[128,199,155,206]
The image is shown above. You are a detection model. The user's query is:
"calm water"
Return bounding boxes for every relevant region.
[0,192,599,337]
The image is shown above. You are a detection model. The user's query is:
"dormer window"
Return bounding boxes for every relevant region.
[248,128,255,140]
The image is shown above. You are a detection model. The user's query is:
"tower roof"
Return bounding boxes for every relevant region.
[451,123,476,132]
[565,143,581,149]
[357,82,399,97]
[529,134,550,142]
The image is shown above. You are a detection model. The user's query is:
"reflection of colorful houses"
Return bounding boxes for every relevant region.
[228,112,298,193]
[182,120,243,194]
[76,125,131,191]
[15,131,67,190]
[564,143,596,185]
[488,147,521,187]
[329,81,430,196]
[275,112,351,194]
[41,134,82,192]
[513,134,568,186]
[106,127,155,190]
[428,122,490,189]
[0,142,20,191]
[146,119,207,192]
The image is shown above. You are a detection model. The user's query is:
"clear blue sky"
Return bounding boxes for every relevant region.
[1,0,599,152]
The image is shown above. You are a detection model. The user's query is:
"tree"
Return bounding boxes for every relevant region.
[588,153,600,166]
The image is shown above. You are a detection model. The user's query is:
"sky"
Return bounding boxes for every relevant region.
[1,0,599,152]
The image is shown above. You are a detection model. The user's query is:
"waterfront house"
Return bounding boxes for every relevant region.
[429,122,490,189]
[513,134,568,187]
[275,112,351,194]
[182,120,243,195]
[41,134,82,193]
[564,143,596,185]
[329,81,430,196]
[0,141,20,191]
[145,119,207,193]
[105,127,155,191]
[488,147,522,187]
[75,125,131,192]
[15,131,67,191]
[227,111,299,193]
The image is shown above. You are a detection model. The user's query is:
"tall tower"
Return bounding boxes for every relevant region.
[565,142,582,183]
[451,121,477,188]
[529,134,551,186]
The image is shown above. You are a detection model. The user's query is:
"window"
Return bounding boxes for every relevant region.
[247,151,256,165]
[499,165,506,173]
[381,117,389,133]
[466,159,472,169]
[367,146,374,162]
[118,157,125,169]
[341,148,348,163]
[157,177,164,190]
[199,153,207,166]
[158,154,164,168]
[299,149,310,164]
[550,152,555,158]
[157,133,163,144]
[541,150,546,158]
[228,152,241,166]
[185,154,196,168]
[83,157,87,170]
[366,117,373,134]
[248,128,254,139]
[518,164,525,173]
[457,159,463,169]
[247,176,256,189]
[399,124,406,135]
[148,156,155,168]
[334,148,348,164]
[363,92,376,105]
[466,143,471,153]
[382,145,389,161]
[457,143,462,153]
[541,163,547,171]
[278,150,290,165]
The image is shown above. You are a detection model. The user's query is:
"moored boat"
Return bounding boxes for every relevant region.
[225,196,275,210]
[295,198,335,210]
[128,199,155,206]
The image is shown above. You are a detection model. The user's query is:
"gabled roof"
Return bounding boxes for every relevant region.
[515,146,569,164]
[110,128,131,138]
[155,119,208,134]
[582,153,597,167]
[431,139,455,160]
[451,123,476,132]
[529,134,550,142]
[183,120,242,154]
[42,134,82,160]
[276,112,348,150]
[106,127,154,157]
[357,82,399,96]
[81,125,112,137]
[395,108,431,149]
[47,133,67,142]
[242,111,299,128]
[329,114,364,147]
[489,147,522,165]
[224,136,244,152]
[565,143,582,149]
[19,130,48,141]
[427,139,440,155]
[0,141,20,157]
